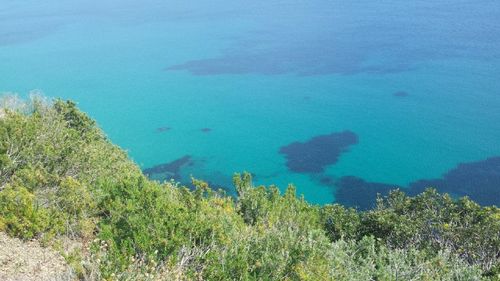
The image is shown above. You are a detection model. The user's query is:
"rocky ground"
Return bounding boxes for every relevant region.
[0,232,74,281]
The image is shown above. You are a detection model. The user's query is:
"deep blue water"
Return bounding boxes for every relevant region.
[2,0,500,206]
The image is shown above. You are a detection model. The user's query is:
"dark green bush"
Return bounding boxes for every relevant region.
[360,189,500,273]
[320,204,361,241]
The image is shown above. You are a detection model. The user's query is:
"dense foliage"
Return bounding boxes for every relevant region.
[0,95,498,280]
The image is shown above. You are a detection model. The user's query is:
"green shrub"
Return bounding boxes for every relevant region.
[0,95,497,280]
[0,184,50,239]
[360,189,500,274]
[95,177,244,278]
[320,204,361,241]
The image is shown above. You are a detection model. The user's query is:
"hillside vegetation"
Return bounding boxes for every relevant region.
[0,95,499,280]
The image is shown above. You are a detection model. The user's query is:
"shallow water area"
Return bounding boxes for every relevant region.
[2,0,500,205]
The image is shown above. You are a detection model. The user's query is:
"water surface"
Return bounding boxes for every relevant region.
[2,0,500,206]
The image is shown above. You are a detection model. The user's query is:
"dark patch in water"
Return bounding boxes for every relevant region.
[0,22,62,46]
[201,128,212,133]
[164,1,500,76]
[252,171,282,180]
[145,157,237,197]
[409,157,500,206]
[335,176,400,210]
[190,171,237,197]
[333,157,500,209]
[203,181,234,196]
[165,49,375,76]
[319,176,335,185]
[143,155,192,181]
[156,127,171,132]
[279,131,358,174]
[393,91,409,97]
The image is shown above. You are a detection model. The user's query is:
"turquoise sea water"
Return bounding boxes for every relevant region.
[2,0,500,206]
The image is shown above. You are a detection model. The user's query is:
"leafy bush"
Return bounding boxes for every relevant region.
[0,95,498,280]
[320,204,361,241]
[0,184,50,239]
[0,95,140,240]
[360,189,500,273]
